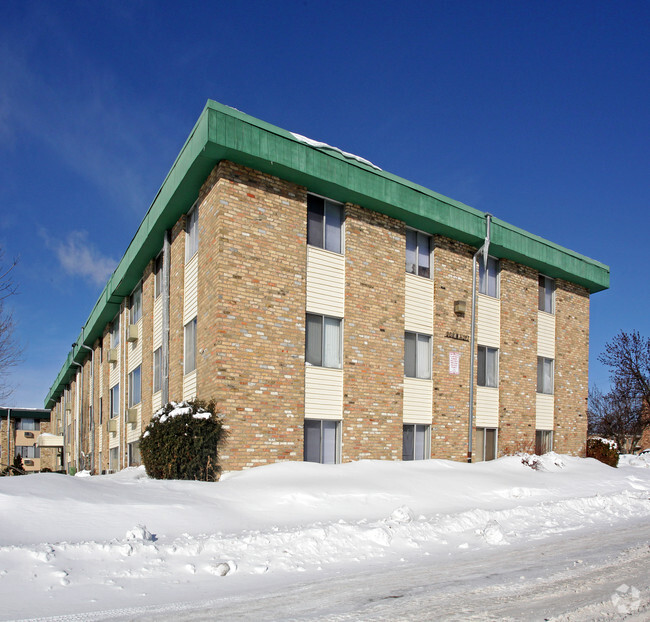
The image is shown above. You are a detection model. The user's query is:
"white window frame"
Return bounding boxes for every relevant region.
[110,315,120,348]
[109,384,120,419]
[130,283,142,324]
[404,332,432,379]
[402,424,431,461]
[405,229,432,278]
[184,318,197,374]
[109,447,119,473]
[185,203,199,262]
[305,313,343,369]
[478,255,500,298]
[537,357,554,394]
[128,365,141,408]
[303,419,340,464]
[477,345,499,388]
[307,194,344,254]
[538,274,555,314]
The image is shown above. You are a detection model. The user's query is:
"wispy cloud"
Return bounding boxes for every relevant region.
[42,230,117,287]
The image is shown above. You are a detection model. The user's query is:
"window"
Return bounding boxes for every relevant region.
[110,316,120,348]
[186,205,199,261]
[405,230,431,278]
[15,418,37,431]
[99,397,103,425]
[110,384,120,419]
[16,445,40,459]
[184,318,197,374]
[153,347,162,393]
[536,430,553,455]
[306,314,342,369]
[404,332,432,379]
[475,427,497,462]
[478,255,499,298]
[154,253,163,298]
[307,195,343,254]
[128,441,141,466]
[538,275,555,313]
[402,424,430,460]
[537,357,554,394]
[477,346,499,387]
[304,419,339,464]
[109,447,119,473]
[130,284,142,323]
[128,366,141,408]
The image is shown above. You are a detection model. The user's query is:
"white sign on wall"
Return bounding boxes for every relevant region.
[449,351,460,375]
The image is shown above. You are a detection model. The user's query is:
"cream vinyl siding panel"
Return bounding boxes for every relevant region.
[404,273,434,334]
[403,377,433,424]
[536,393,554,430]
[98,422,102,447]
[476,386,499,427]
[477,294,500,348]
[537,312,556,359]
[183,253,199,324]
[152,391,162,415]
[153,296,163,350]
[306,246,345,317]
[109,356,120,388]
[127,404,141,444]
[128,319,143,373]
[183,369,197,401]
[109,418,119,449]
[305,365,343,420]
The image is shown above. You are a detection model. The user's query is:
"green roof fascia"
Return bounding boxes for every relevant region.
[0,408,50,420]
[45,100,609,408]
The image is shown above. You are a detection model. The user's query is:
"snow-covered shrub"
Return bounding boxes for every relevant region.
[140,399,227,481]
[586,437,619,468]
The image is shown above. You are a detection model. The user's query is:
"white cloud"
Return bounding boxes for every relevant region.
[43,230,117,287]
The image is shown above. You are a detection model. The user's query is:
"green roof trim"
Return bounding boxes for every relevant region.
[0,407,51,420]
[44,100,609,408]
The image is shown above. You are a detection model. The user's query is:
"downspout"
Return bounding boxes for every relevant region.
[80,342,94,470]
[161,230,171,405]
[71,358,82,472]
[468,213,492,463]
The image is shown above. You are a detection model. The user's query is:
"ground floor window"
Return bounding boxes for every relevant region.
[16,445,40,459]
[475,427,498,462]
[304,419,339,464]
[128,441,141,466]
[109,447,119,473]
[402,424,430,460]
[536,430,553,455]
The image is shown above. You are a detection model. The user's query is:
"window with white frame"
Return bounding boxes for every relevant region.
[154,253,163,298]
[306,313,342,369]
[15,418,37,431]
[405,229,431,278]
[128,441,141,466]
[535,430,553,455]
[402,424,430,460]
[475,427,497,461]
[538,275,555,313]
[110,384,120,419]
[185,205,199,261]
[478,255,499,298]
[128,366,141,408]
[130,283,142,323]
[110,316,120,348]
[404,332,432,379]
[307,195,343,254]
[109,447,119,473]
[477,346,499,387]
[304,419,339,464]
[537,357,554,394]
[153,347,162,393]
[184,318,197,374]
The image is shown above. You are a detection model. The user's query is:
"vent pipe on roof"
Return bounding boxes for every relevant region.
[468,213,492,463]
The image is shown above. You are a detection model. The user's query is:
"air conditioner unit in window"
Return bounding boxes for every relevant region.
[127,407,138,424]
[24,460,34,467]
[108,419,118,434]
[65,405,72,414]
[127,324,139,342]
[108,348,118,364]
[24,431,34,439]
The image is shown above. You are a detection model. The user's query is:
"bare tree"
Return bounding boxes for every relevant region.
[0,249,20,402]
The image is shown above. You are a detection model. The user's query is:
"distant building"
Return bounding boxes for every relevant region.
[0,407,59,472]
[44,101,609,474]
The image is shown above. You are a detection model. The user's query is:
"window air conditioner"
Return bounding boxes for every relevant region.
[127,407,138,424]
[108,419,118,434]
[108,348,118,364]
[127,324,139,342]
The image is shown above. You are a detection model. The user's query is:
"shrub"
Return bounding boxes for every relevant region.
[140,399,226,481]
[586,437,619,468]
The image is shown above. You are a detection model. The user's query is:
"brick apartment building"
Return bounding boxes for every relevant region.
[0,407,58,472]
[44,101,609,474]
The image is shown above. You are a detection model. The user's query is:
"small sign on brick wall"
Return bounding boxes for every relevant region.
[449,351,460,375]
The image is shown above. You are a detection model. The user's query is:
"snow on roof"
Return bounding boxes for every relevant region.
[290,132,382,170]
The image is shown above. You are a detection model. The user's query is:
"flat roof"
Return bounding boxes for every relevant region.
[44,100,609,408]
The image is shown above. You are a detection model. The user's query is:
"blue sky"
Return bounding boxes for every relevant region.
[0,0,648,407]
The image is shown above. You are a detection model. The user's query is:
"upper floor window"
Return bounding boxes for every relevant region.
[153,347,162,393]
[184,318,197,374]
[130,284,142,324]
[478,255,499,298]
[537,357,554,394]
[110,384,120,419]
[478,345,498,387]
[538,275,555,313]
[307,195,343,254]
[404,332,432,379]
[406,230,431,278]
[185,205,199,261]
[154,254,163,298]
[16,418,37,431]
[306,313,342,369]
[128,366,141,408]
[110,316,120,348]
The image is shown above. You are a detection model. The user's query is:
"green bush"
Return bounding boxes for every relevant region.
[586,437,619,468]
[140,399,226,481]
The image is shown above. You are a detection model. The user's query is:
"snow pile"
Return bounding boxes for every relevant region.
[0,455,648,619]
[290,132,382,170]
[619,453,650,468]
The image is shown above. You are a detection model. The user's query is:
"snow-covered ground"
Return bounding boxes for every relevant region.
[1,453,649,621]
